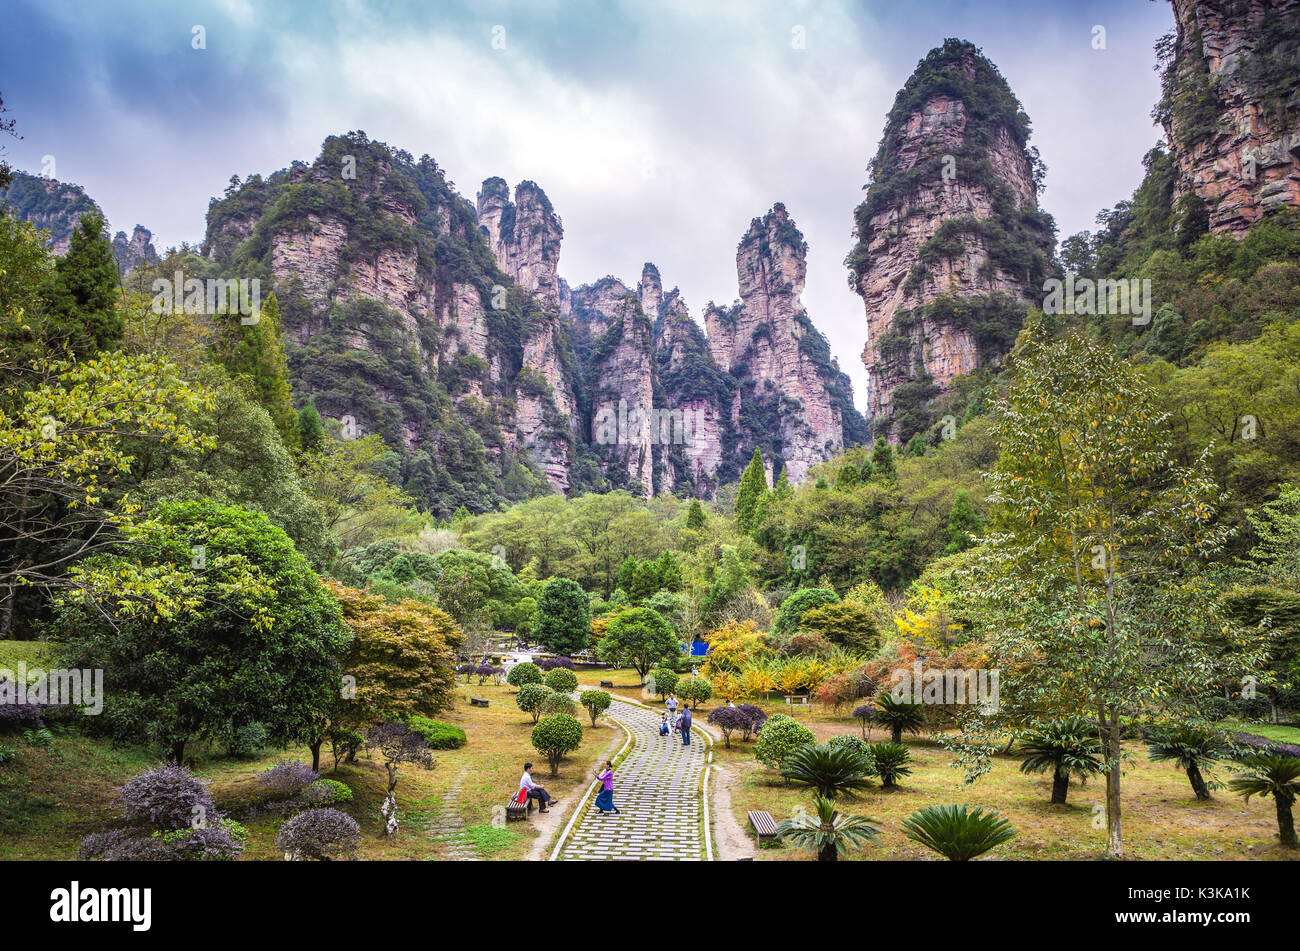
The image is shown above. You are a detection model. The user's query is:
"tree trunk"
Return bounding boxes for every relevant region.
[170,740,186,765]
[1051,764,1069,804]
[1102,717,1123,858]
[310,740,323,774]
[817,841,838,861]
[1186,764,1210,801]
[891,724,902,744]
[0,585,13,637]
[1277,798,1297,847]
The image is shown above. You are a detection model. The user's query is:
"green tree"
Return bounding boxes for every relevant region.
[579,689,612,726]
[531,713,583,776]
[942,489,982,555]
[57,499,351,765]
[1229,752,1300,847]
[735,448,769,533]
[597,606,678,684]
[1016,716,1104,804]
[798,601,880,653]
[960,319,1268,858]
[686,498,706,529]
[297,401,325,453]
[43,211,122,356]
[214,291,297,450]
[869,437,896,482]
[533,577,592,655]
[774,587,839,635]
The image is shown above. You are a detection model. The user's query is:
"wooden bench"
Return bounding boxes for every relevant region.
[599,680,614,688]
[784,695,809,705]
[470,697,490,707]
[748,810,778,846]
[506,795,536,822]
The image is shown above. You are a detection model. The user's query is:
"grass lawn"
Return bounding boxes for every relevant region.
[1223,720,1300,745]
[0,679,611,861]
[0,639,56,675]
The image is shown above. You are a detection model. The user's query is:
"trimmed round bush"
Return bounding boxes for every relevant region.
[544,667,579,693]
[276,807,361,861]
[516,683,552,723]
[707,706,752,748]
[650,667,680,698]
[117,763,218,830]
[531,713,584,776]
[537,656,575,671]
[755,713,816,769]
[507,662,543,687]
[737,703,768,740]
[456,662,477,682]
[408,717,467,750]
[304,778,354,807]
[579,689,612,726]
[542,689,577,717]
[678,677,712,709]
[258,758,320,800]
[827,734,877,774]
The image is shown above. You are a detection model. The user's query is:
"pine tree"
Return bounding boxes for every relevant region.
[686,498,706,529]
[773,467,794,499]
[44,211,121,355]
[221,292,298,450]
[942,489,982,555]
[836,463,860,489]
[735,448,769,533]
[870,437,896,482]
[297,401,326,453]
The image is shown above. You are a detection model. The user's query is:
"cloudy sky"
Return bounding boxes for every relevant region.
[1,0,1175,409]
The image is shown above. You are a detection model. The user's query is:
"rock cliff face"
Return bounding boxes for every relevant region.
[1159,0,1300,236]
[203,133,862,508]
[848,39,1055,441]
[706,204,859,484]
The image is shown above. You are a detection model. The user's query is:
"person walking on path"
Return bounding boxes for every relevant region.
[594,760,620,815]
[679,705,692,745]
[520,762,559,813]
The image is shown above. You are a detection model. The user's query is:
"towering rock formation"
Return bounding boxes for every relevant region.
[476,178,580,490]
[848,39,1055,441]
[1158,0,1300,236]
[111,225,159,276]
[707,204,862,483]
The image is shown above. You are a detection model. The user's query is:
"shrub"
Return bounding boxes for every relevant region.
[780,741,876,798]
[870,742,912,788]
[544,667,579,693]
[537,657,575,672]
[456,663,476,683]
[737,703,767,740]
[678,677,712,709]
[541,690,578,717]
[531,713,583,776]
[707,706,752,748]
[79,764,245,861]
[851,704,876,738]
[755,713,816,769]
[258,759,320,800]
[22,727,53,748]
[276,807,361,860]
[650,667,680,698]
[475,664,496,684]
[827,734,877,774]
[902,804,1016,861]
[1017,716,1105,804]
[774,588,839,635]
[304,778,354,807]
[580,689,612,726]
[408,717,467,750]
[507,662,542,688]
[515,683,552,724]
[218,720,271,758]
[875,693,926,743]
[0,742,14,765]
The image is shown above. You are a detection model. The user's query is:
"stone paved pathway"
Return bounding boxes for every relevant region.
[425,768,475,860]
[554,697,710,861]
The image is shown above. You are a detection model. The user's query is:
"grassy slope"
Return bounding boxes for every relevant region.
[577,668,1300,862]
[0,680,609,861]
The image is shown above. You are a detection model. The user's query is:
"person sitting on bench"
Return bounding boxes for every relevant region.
[520,762,559,813]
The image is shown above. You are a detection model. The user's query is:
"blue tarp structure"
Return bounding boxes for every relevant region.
[680,641,710,657]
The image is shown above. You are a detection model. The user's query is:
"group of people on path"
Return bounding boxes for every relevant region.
[659,692,692,744]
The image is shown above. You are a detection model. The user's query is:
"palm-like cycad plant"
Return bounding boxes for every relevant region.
[779,741,875,800]
[1229,752,1300,847]
[869,741,912,789]
[1145,724,1230,801]
[1017,716,1104,804]
[775,795,881,862]
[902,804,1016,861]
[875,693,926,743]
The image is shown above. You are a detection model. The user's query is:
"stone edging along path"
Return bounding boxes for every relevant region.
[550,692,715,861]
